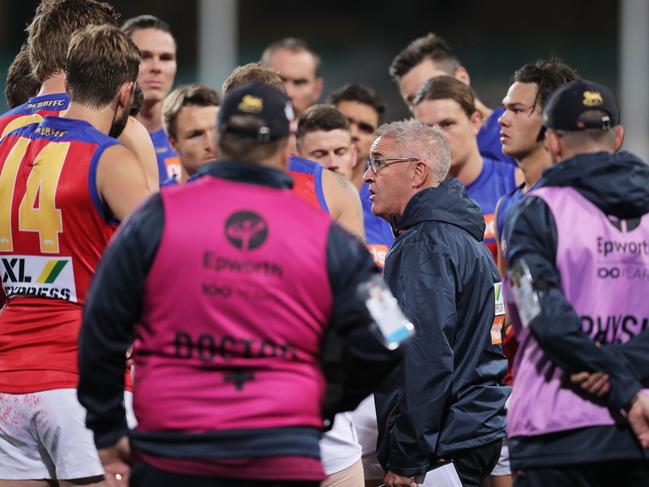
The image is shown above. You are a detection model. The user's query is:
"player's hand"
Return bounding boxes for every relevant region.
[98,436,133,487]
[384,470,418,487]
[629,393,649,448]
[570,371,610,397]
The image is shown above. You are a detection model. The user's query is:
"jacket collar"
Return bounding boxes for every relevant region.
[196,160,293,190]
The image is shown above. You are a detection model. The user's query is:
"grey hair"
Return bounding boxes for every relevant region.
[375,118,451,182]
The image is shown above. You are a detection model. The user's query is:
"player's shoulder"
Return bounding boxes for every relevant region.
[4,93,69,116]
[288,154,320,174]
[123,116,150,140]
[322,166,356,193]
[100,142,135,161]
[485,156,515,178]
[43,118,122,151]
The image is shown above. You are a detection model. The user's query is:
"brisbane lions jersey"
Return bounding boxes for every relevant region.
[150,127,181,184]
[288,154,329,212]
[0,93,70,139]
[0,116,121,393]
[360,182,393,269]
[466,157,517,260]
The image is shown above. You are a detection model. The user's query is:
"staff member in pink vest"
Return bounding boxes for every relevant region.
[76,82,405,487]
[504,79,649,487]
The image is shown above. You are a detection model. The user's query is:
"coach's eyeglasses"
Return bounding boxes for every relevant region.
[367,157,418,174]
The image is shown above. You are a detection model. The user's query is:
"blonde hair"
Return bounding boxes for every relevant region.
[163,84,220,139]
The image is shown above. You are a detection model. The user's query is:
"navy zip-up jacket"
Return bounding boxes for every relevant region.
[505,150,649,468]
[375,178,509,477]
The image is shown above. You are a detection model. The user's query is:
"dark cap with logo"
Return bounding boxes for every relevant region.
[543,79,620,131]
[218,82,293,143]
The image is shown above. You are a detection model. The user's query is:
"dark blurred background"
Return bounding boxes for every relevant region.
[3,0,646,155]
[0,0,618,116]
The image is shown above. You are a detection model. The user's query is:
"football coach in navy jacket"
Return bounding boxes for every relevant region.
[364,119,509,487]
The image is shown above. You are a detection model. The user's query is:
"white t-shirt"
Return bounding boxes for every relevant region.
[319,412,362,475]
[350,394,383,479]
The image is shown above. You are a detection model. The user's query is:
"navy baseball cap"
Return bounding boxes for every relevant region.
[543,79,620,131]
[218,82,293,143]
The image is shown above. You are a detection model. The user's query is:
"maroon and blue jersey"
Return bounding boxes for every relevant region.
[288,155,328,212]
[0,93,70,139]
[466,157,517,260]
[360,182,393,268]
[150,128,180,184]
[496,181,540,254]
[496,185,524,242]
[189,156,329,213]
[161,175,179,187]
[0,116,130,393]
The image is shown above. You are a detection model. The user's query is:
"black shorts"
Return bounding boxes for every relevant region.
[451,439,503,487]
[130,461,321,487]
[514,460,649,487]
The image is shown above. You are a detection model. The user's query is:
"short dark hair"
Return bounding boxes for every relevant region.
[219,120,287,162]
[130,82,144,116]
[121,14,174,40]
[261,37,321,78]
[413,75,476,118]
[389,33,459,82]
[328,83,386,122]
[65,24,140,108]
[27,0,119,82]
[6,43,40,108]
[296,105,350,142]
[163,84,221,139]
[512,59,579,113]
[223,63,286,95]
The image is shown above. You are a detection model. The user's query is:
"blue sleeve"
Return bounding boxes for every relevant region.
[606,330,649,382]
[506,196,642,410]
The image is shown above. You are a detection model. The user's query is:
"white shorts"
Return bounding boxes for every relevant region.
[0,389,135,480]
[350,395,383,480]
[490,438,511,476]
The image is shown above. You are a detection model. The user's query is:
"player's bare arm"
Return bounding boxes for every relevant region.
[322,168,365,242]
[118,116,160,191]
[96,144,152,222]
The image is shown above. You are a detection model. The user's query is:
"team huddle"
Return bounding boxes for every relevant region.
[1,1,648,487]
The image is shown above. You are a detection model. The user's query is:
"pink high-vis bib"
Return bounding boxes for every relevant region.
[509,186,649,437]
[135,176,334,434]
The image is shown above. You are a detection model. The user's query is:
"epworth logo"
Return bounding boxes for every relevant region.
[225,211,269,251]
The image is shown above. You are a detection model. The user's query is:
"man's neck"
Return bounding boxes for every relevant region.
[450,149,484,188]
[475,97,493,127]
[62,101,114,135]
[180,166,191,184]
[518,145,552,190]
[351,157,366,191]
[137,100,163,133]
[36,72,67,97]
